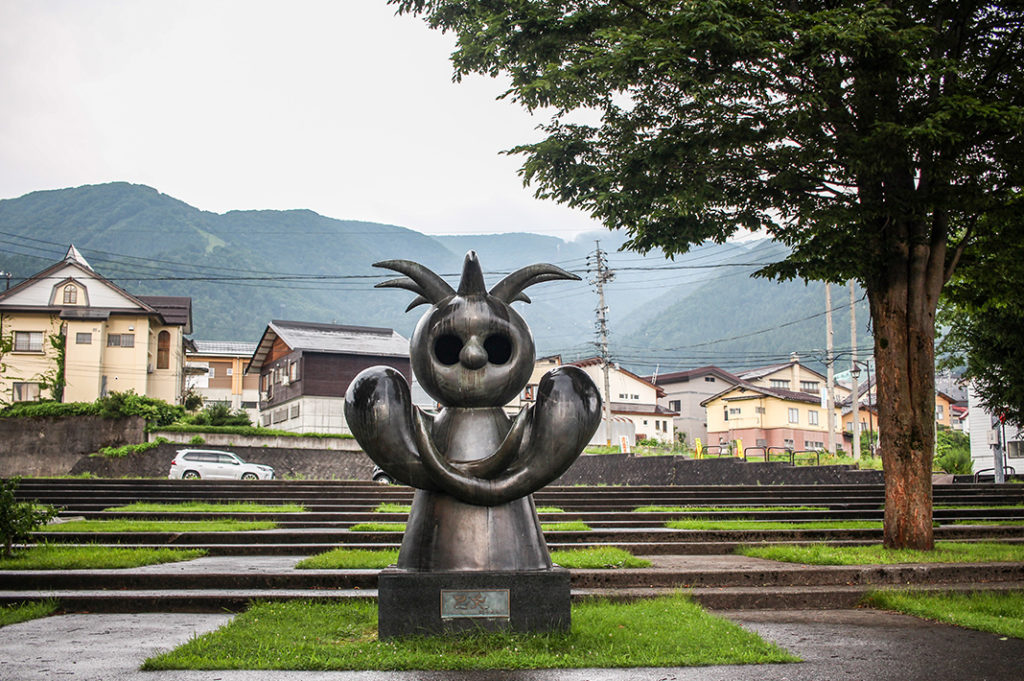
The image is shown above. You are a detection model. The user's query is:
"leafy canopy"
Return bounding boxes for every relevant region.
[393,0,1023,283]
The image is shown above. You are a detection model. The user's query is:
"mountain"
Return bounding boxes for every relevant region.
[0,182,871,375]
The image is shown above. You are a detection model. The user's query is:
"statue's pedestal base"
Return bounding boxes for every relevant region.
[376,567,571,639]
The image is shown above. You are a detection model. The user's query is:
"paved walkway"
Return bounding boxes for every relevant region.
[3,608,1024,681]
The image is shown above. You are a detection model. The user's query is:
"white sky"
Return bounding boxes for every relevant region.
[0,0,603,238]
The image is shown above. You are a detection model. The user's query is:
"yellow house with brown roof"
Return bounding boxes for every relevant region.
[0,245,192,404]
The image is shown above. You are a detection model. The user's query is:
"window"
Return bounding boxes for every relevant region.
[288,361,298,382]
[729,407,741,416]
[13,331,43,352]
[618,393,627,399]
[805,440,824,449]
[800,380,819,392]
[12,382,40,402]
[290,404,300,419]
[783,438,795,449]
[262,413,272,426]
[756,438,767,447]
[755,406,766,414]
[770,379,791,389]
[788,407,800,423]
[208,367,216,379]
[75,332,92,344]
[523,385,535,401]
[241,401,257,409]
[936,404,944,419]
[668,400,681,411]
[723,407,729,421]
[157,330,170,370]
[226,367,233,376]
[808,410,820,425]
[63,285,77,304]
[704,376,715,382]
[107,333,135,347]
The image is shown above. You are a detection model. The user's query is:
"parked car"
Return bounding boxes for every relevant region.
[168,449,275,480]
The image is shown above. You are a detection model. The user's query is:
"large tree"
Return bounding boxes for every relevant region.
[940,218,1024,427]
[392,0,1024,549]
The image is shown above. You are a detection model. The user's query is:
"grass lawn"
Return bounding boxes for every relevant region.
[635,505,829,513]
[0,545,207,569]
[373,503,411,514]
[142,596,797,670]
[952,519,1024,526]
[536,506,565,513]
[666,519,881,531]
[349,522,406,532]
[738,541,1024,564]
[40,519,277,533]
[102,501,305,513]
[0,601,58,627]
[863,590,1024,640]
[541,521,591,532]
[295,547,649,570]
[550,547,650,569]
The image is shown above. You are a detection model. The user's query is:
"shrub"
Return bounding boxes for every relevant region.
[92,437,170,459]
[157,424,352,439]
[189,435,205,445]
[935,429,973,474]
[96,391,184,427]
[0,478,59,558]
[183,402,251,427]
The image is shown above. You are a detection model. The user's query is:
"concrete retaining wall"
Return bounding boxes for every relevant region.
[70,446,883,486]
[148,430,361,451]
[0,415,146,477]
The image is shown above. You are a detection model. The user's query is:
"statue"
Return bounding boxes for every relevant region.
[344,251,601,637]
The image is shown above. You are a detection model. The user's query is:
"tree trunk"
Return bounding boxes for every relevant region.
[869,259,941,550]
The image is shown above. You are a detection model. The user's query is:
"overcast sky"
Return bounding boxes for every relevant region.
[0,0,604,239]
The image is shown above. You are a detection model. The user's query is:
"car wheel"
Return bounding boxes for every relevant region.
[182,470,201,480]
[241,473,258,481]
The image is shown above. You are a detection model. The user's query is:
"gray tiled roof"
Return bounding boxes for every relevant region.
[270,320,409,356]
[191,340,258,356]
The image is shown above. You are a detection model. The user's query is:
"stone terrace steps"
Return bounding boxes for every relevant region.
[3,554,1023,612]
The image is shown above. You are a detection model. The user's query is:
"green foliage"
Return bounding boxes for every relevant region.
[635,505,828,513]
[0,478,59,558]
[102,501,304,513]
[0,401,99,419]
[38,333,65,402]
[0,545,207,570]
[540,521,591,532]
[372,503,411,514]
[667,519,881,531]
[863,590,1024,640]
[96,391,184,427]
[156,424,352,439]
[183,402,251,427]
[142,596,797,670]
[0,600,58,628]
[182,389,204,412]
[92,436,170,459]
[934,429,973,474]
[738,541,1024,565]
[295,548,400,570]
[348,522,406,532]
[189,435,205,445]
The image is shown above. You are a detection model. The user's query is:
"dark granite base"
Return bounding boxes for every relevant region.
[376,567,571,639]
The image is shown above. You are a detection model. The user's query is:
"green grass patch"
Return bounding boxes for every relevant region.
[536,506,565,513]
[0,600,59,627]
[141,596,797,670]
[40,519,277,533]
[156,424,353,439]
[952,519,1024,526]
[541,521,591,532]
[666,519,881,531]
[1,545,207,569]
[102,501,305,513]
[550,547,650,569]
[91,437,170,458]
[372,503,411,514]
[349,522,406,532]
[738,541,1024,565]
[863,590,1024,640]
[635,505,828,513]
[296,549,400,570]
[935,504,1024,509]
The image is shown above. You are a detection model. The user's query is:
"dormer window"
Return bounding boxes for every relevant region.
[63,285,77,304]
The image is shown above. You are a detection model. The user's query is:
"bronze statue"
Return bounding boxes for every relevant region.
[345,251,601,574]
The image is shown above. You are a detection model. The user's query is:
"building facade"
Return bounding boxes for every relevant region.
[186,340,261,421]
[569,357,677,445]
[247,320,410,434]
[0,246,192,404]
[647,366,741,445]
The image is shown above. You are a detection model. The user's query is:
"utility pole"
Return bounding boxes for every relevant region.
[850,281,861,460]
[825,283,836,454]
[588,241,615,446]
[0,270,10,290]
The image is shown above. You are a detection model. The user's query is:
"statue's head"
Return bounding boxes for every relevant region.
[375,251,579,407]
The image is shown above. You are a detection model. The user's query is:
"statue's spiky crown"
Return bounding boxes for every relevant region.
[374,251,579,312]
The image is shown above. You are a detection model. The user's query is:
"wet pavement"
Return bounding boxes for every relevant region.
[2,607,1023,681]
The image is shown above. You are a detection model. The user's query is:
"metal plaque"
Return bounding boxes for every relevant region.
[440,589,510,619]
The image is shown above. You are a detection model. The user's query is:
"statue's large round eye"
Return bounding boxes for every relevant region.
[434,334,463,365]
[484,334,513,365]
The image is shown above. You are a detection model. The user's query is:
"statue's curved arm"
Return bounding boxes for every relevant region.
[449,406,530,480]
[414,366,601,506]
[343,366,440,491]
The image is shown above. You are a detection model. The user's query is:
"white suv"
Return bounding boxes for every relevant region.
[168,449,275,480]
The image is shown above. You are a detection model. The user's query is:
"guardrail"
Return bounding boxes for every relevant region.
[973,465,1017,482]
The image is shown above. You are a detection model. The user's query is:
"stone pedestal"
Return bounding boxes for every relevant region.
[376,567,571,639]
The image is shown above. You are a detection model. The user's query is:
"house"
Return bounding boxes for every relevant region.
[702,380,843,452]
[505,354,563,415]
[568,357,677,445]
[246,320,410,434]
[0,245,192,404]
[185,340,261,421]
[646,366,741,445]
[966,383,1023,474]
[738,355,851,403]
